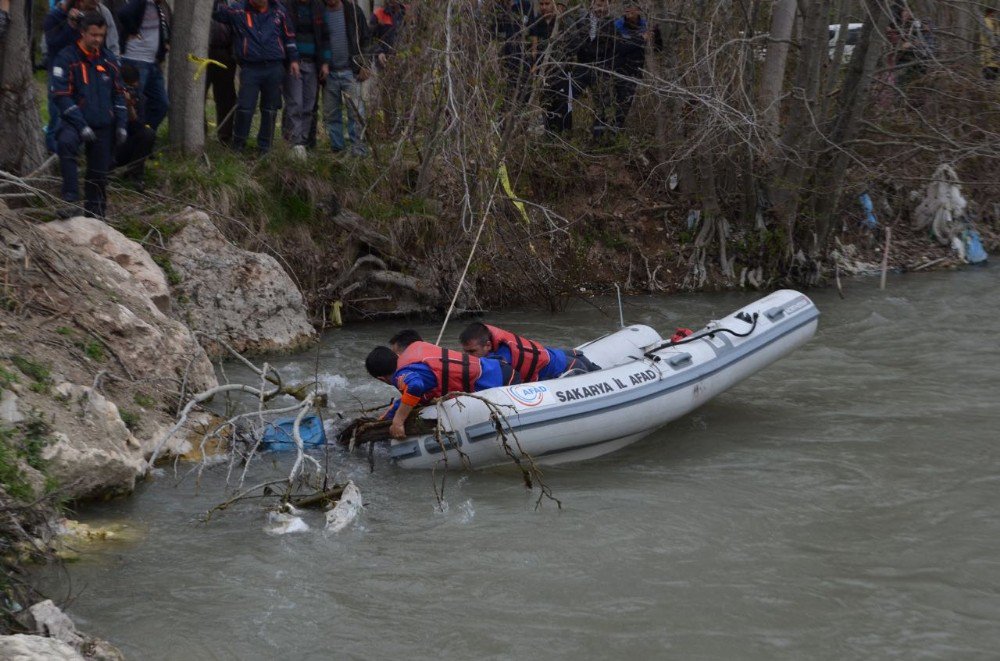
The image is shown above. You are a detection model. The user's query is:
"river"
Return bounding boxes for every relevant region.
[52,269,1000,659]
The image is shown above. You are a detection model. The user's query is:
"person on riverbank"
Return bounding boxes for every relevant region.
[113,61,155,188]
[570,0,617,141]
[365,342,521,439]
[612,3,659,130]
[283,0,329,157]
[206,14,237,146]
[49,11,127,219]
[459,322,600,383]
[322,0,371,157]
[212,0,300,155]
[117,0,170,131]
[531,0,575,133]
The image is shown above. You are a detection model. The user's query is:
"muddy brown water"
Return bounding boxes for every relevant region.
[52,269,1000,659]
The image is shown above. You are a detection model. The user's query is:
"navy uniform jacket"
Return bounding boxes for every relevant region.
[212,0,299,65]
[49,41,128,132]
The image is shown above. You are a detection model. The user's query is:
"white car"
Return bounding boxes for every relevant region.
[829,23,864,62]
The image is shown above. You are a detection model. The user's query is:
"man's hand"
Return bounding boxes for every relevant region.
[389,419,406,439]
[80,126,96,143]
[289,61,301,79]
[116,128,128,145]
[357,66,371,82]
[320,62,329,82]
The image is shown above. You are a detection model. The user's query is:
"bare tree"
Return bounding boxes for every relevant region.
[0,0,45,175]
[758,0,798,138]
[167,0,213,153]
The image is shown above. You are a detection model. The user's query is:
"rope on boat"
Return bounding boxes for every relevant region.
[435,174,504,345]
[643,312,760,360]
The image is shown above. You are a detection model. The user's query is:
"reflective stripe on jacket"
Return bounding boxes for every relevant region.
[396,341,483,399]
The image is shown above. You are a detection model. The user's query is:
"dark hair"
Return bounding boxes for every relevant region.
[458,322,490,345]
[120,62,140,86]
[79,11,107,31]
[388,329,422,350]
[365,346,398,378]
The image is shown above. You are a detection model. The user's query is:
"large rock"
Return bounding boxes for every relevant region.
[43,383,147,499]
[166,208,316,355]
[44,227,218,395]
[39,216,171,314]
[0,634,84,661]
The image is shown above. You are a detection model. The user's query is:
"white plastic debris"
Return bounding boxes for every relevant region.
[325,480,362,533]
[913,164,967,245]
[265,511,310,535]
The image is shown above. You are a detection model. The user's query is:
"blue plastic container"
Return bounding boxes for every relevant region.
[261,414,327,451]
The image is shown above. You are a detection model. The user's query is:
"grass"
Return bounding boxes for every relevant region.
[0,367,18,390]
[118,409,140,432]
[0,415,54,502]
[11,356,50,385]
[133,393,155,408]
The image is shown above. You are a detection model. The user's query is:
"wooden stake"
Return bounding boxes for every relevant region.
[879,227,891,290]
[835,264,844,299]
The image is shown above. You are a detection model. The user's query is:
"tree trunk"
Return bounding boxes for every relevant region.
[167,0,213,153]
[767,0,831,251]
[758,0,798,138]
[811,1,891,250]
[0,0,46,175]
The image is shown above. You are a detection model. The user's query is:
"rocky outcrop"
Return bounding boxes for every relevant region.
[166,208,316,355]
[3,599,126,660]
[43,383,146,500]
[1,212,219,500]
[0,634,84,661]
[39,216,171,314]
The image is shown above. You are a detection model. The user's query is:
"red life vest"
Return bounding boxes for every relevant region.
[397,341,483,398]
[484,325,550,383]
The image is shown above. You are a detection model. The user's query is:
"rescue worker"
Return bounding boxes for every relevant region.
[49,11,127,219]
[365,341,521,439]
[212,0,300,154]
[388,328,422,355]
[459,322,600,383]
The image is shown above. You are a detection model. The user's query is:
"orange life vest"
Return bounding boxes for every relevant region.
[397,341,483,398]
[484,325,550,383]
[373,7,395,26]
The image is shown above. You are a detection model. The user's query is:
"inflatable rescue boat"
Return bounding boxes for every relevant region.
[390,289,819,469]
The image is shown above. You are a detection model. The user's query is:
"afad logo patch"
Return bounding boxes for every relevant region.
[508,384,550,407]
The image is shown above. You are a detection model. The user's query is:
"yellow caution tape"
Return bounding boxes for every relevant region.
[498,160,531,225]
[187,53,227,81]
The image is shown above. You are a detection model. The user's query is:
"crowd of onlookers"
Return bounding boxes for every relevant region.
[14,0,665,218]
[1,0,999,218]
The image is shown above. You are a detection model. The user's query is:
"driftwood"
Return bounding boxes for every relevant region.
[337,414,437,445]
[330,210,395,255]
[287,485,346,510]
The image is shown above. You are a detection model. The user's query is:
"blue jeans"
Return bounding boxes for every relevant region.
[234,62,285,154]
[323,69,366,153]
[123,59,169,131]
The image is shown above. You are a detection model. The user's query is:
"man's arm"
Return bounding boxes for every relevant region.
[50,54,88,130]
[211,0,239,26]
[389,402,413,439]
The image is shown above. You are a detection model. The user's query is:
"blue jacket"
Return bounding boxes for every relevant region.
[212,0,299,65]
[382,358,508,419]
[488,345,568,381]
[49,41,128,131]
